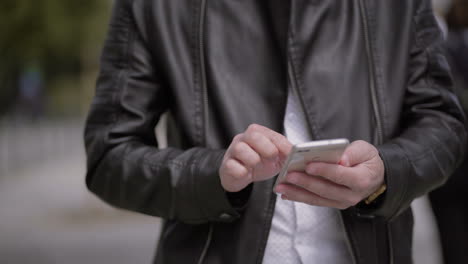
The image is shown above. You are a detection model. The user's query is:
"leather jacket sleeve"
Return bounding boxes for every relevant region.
[367,0,467,220]
[84,0,240,224]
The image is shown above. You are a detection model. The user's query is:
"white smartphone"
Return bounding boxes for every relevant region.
[273,138,349,190]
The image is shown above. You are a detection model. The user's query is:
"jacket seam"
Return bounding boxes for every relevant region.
[255,190,277,264]
[363,0,387,140]
[386,142,410,221]
[192,0,203,146]
[143,0,157,60]
[114,3,137,126]
[101,2,137,149]
[191,151,211,219]
[406,51,447,162]
[115,143,187,171]
[121,148,218,222]
[405,5,448,163]
[86,0,135,190]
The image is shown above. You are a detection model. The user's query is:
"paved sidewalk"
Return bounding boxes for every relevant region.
[0,149,160,264]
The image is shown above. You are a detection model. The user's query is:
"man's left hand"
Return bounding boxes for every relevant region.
[274,140,385,209]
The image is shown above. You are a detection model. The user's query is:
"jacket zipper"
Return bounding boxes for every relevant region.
[358,1,393,264]
[358,0,384,146]
[197,224,214,264]
[199,0,209,147]
[197,0,211,263]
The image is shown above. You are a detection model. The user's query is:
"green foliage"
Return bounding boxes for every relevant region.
[0,0,111,114]
[0,0,110,66]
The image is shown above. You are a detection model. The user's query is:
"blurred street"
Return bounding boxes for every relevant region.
[1,1,462,263]
[0,118,160,264]
[0,118,442,264]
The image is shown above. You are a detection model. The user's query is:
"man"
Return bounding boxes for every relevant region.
[84,0,466,263]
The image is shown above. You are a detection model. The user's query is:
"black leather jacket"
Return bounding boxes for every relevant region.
[84,0,467,263]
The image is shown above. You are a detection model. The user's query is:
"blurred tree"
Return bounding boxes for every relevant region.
[0,0,111,115]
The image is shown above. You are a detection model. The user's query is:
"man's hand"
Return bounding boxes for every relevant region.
[220,124,292,192]
[274,140,385,209]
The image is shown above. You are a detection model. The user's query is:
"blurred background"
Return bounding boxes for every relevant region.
[0,0,465,263]
[0,1,159,263]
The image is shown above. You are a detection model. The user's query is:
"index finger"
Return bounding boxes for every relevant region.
[246,124,292,157]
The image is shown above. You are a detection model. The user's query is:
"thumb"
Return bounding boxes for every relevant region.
[340,140,376,167]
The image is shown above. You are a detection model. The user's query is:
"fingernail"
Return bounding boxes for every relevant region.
[275,185,285,194]
[276,186,289,200]
[340,155,350,167]
[307,166,317,175]
[287,175,298,184]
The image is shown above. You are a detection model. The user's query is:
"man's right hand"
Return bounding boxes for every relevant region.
[219,124,292,192]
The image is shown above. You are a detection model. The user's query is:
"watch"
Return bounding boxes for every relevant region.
[364,184,387,205]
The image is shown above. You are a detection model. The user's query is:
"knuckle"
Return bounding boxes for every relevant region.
[288,173,305,186]
[247,154,261,167]
[233,168,249,179]
[311,190,327,200]
[355,140,366,145]
[286,173,297,184]
[357,140,377,154]
[354,140,369,149]
[253,153,262,164]
[244,131,261,145]
[230,168,248,179]
[265,146,279,159]
[247,124,261,133]
[355,177,371,191]
[305,164,316,175]
[305,195,320,206]
[232,142,246,156]
[249,131,262,141]
[334,170,346,185]
[314,190,326,200]
[310,183,326,197]
[224,159,238,172]
[233,134,243,142]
